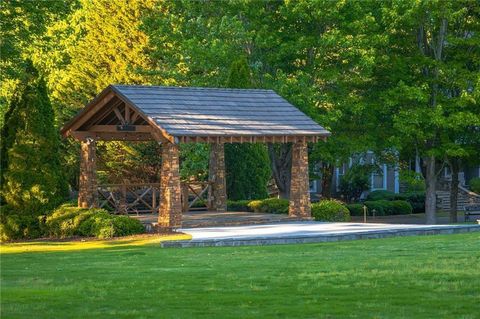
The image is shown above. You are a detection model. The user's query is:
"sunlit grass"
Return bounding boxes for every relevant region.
[0,233,191,254]
[1,233,479,318]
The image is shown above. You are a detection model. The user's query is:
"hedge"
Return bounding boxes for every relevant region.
[227,200,253,212]
[248,198,289,214]
[346,203,364,216]
[366,190,424,213]
[311,200,351,222]
[363,200,413,216]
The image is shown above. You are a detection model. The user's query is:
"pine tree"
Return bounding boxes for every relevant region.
[223,58,271,200]
[1,62,68,216]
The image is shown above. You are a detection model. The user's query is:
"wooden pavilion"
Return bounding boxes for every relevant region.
[61,85,330,231]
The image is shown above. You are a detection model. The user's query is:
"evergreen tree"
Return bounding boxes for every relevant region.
[1,62,68,216]
[223,58,271,200]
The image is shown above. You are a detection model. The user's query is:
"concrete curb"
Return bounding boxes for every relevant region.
[161,224,480,248]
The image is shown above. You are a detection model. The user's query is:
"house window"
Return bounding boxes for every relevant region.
[336,165,346,191]
[309,180,317,193]
[371,163,387,190]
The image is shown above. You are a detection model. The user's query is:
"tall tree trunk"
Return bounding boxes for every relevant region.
[424,155,437,224]
[321,163,333,199]
[267,143,292,199]
[449,159,460,223]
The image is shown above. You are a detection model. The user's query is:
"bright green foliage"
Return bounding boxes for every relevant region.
[45,203,144,239]
[470,178,480,194]
[311,199,351,222]
[224,58,271,200]
[248,198,289,214]
[1,63,68,217]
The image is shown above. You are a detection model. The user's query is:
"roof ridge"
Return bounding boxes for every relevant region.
[112,84,274,92]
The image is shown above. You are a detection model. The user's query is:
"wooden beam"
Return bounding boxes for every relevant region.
[71,131,154,141]
[125,104,131,123]
[87,125,153,133]
[113,107,126,124]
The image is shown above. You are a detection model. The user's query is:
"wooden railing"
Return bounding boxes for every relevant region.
[97,181,212,214]
[97,183,161,214]
[181,181,212,212]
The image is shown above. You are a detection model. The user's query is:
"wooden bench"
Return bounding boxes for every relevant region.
[464,204,480,222]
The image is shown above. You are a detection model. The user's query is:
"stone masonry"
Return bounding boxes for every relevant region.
[208,143,227,211]
[289,140,311,217]
[158,142,182,230]
[78,138,98,208]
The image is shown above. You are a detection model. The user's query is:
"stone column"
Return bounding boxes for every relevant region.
[78,138,98,208]
[289,140,311,218]
[207,143,227,212]
[158,142,182,230]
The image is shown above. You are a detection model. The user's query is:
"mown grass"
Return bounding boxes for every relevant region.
[1,233,479,318]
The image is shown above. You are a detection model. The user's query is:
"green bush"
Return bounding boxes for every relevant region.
[366,190,424,213]
[227,200,253,212]
[45,204,144,239]
[311,200,351,222]
[0,207,44,241]
[363,200,387,216]
[389,200,413,215]
[470,177,480,194]
[402,192,425,213]
[346,204,365,216]
[363,200,412,216]
[366,190,396,201]
[248,198,289,214]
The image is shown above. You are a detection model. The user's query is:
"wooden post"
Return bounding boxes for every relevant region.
[207,143,227,212]
[119,184,127,214]
[289,140,311,218]
[78,138,98,208]
[181,183,190,213]
[158,142,182,230]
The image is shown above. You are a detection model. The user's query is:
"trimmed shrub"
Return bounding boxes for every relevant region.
[346,203,365,216]
[227,200,253,212]
[45,203,144,239]
[366,190,396,201]
[363,200,387,216]
[390,200,413,215]
[248,198,289,214]
[470,177,480,194]
[363,200,412,216]
[366,190,424,213]
[403,192,425,213]
[311,200,351,222]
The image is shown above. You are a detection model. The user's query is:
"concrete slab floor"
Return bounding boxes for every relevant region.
[180,222,479,240]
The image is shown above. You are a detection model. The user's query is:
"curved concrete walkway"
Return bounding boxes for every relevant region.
[162,222,480,247]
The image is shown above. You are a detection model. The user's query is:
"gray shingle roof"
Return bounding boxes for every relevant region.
[112,85,329,137]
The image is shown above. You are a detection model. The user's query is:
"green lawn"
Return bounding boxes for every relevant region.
[1,233,479,319]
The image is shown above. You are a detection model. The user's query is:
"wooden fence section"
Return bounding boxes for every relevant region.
[97,181,212,214]
[98,183,161,214]
[181,181,212,212]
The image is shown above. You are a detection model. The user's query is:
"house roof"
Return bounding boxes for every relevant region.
[62,85,330,143]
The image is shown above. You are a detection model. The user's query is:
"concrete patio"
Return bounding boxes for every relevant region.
[162,221,480,248]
